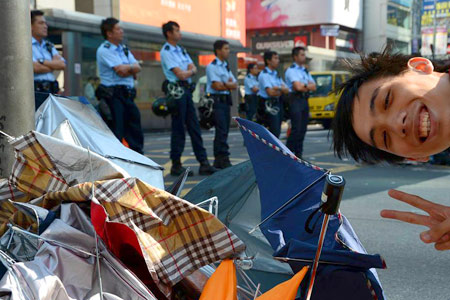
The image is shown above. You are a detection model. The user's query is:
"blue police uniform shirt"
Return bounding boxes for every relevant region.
[206,58,237,95]
[285,62,311,92]
[244,74,259,96]
[257,67,286,98]
[303,67,316,85]
[32,37,65,82]
[96,41,137,88]
[160,42,193,83]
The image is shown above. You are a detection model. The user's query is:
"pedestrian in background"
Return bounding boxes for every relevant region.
[244,63,259,121]
[160,21,216,176]
[206,40,237,169]
[84,76,100,108]
[257,51,289,137]
[96,17,144,154]
[31,10,66,109]
[285,46,316,158]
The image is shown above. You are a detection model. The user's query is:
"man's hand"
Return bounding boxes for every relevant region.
[251,86,259,93]
[189,65,198,75]
[381,189,450,250]
[225,78,237,90]
[281,85,289,94]
[33,61,52,74]
[307,82,316,92]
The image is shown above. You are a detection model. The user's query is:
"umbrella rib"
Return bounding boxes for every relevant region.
[249,171,330,234]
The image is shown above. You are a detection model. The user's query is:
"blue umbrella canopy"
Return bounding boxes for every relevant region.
[235,118,386,300]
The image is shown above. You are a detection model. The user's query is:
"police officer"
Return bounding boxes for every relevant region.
[206,40,237,169]
[31,10,66,109]
[257,51,289,138]
[160,21,216,176]
[96,17,144,154]
[285,46,316,158]
[244,63,259,121]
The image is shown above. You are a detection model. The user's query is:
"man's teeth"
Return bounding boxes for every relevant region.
[419,111,430,138]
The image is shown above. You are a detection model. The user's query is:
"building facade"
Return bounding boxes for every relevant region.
[245,0,363,72]
[364,0,420,54]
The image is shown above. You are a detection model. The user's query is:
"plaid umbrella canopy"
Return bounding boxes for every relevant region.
[1,131,245,296]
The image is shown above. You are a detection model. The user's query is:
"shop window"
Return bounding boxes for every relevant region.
[387,3,411,29]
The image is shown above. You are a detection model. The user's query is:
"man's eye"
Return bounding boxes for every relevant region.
[384,90,391,110]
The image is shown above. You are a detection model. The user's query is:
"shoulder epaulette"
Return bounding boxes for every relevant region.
[103,42,111,49]
[164,45,170,51]
[290,64,296,68]
[212,59,217,65]
[262,69,268,74]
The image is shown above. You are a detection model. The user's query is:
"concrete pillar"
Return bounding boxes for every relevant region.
[0,0,35,178]
[228,52,240,120]
[62,31,82,96]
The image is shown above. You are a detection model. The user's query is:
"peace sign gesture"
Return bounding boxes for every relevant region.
[380,189,450,251]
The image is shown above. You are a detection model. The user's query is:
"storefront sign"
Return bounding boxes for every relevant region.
[252,34,309,54]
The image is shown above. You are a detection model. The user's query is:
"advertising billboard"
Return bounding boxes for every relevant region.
[421,0,450,56]
[222,0,246,46]
[121,0,245,45]
[121,0,221,37]
[246,0,362,30]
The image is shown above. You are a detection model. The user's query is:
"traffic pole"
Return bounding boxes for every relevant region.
[0,0,35,178]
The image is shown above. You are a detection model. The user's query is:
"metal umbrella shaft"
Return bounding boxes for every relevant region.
[305,174,345,300]
[305,214,330,300]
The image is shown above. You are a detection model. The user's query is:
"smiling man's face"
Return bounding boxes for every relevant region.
[352,69,450,159]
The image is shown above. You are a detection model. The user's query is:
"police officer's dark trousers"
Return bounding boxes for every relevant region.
[106,85,144,154]
[34,80,59,111]
[286,92,309,157]
[258,96,282,138]
[245,94,258,121]
[170,89,207,162]
[211,94,231,159]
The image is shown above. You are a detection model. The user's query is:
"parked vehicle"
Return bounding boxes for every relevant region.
[309,71,350,129]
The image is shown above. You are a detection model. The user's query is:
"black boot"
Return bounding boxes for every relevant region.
[213,156,232,169]
[170,159,194,177]
[199,160,217,175]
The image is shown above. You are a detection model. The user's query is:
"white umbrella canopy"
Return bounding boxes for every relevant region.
[0,203,156,300]
[35,95,164,189]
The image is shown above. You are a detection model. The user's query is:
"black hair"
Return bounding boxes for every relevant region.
[291,46,306,58]
[31,10,44,24]
[162,21,180,39]
[247,63,257,75]
[213,40,230,55]
[263,51,278,66]
[332,47,449,164]
[100,17,119,40]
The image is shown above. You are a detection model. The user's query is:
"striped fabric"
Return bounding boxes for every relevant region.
[3,131,246,292]
[31,179,245,289]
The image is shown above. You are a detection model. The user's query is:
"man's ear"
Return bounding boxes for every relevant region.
[407,57,434,74]
[407,156,430,162]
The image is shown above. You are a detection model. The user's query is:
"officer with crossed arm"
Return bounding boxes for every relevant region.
[31,10,66,108]
[257,51,289,138]
[160,21,216,176]
[244,63,260,121]
[96,17,144,154]
[285,46,316,158]
[206,40,237,169]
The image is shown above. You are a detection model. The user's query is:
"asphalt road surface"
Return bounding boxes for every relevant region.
[144,124,450,300]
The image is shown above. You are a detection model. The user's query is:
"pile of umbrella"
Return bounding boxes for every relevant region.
[0,130,245,299]
[0,95,388,300]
